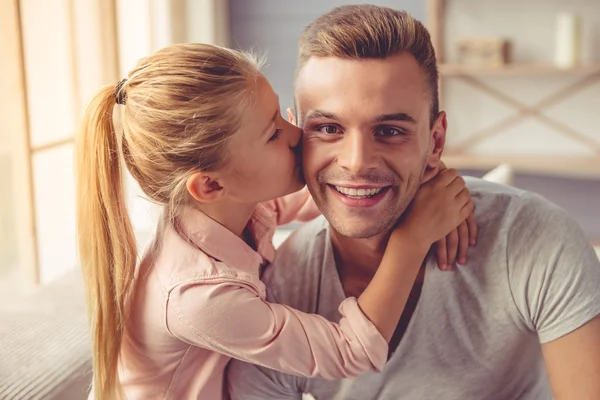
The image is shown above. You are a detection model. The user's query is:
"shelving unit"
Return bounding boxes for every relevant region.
[427,0,600,178]
[440,154,600,179]
[439,62,600,77]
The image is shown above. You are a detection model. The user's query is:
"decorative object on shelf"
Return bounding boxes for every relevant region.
[554,12,581,69]
[456,38,511,67]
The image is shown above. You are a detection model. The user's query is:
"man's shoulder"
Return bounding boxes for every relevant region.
[464,176,568,230]
[465,175,535,207]
[464,176,590,274]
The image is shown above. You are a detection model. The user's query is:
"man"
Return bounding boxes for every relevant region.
[228,5,600,399]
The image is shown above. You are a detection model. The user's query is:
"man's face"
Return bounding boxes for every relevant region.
[294,53,446,239]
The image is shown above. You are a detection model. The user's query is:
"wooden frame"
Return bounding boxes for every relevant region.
[1,0,39,287]
[428,0,600,178]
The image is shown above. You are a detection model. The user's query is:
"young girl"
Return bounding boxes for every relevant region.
[76,43,474,399]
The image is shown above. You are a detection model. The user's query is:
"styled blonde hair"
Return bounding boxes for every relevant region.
[76,43,262,399]
[296,5,439,124]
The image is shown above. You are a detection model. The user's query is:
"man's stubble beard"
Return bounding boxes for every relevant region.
[318,153,429,240]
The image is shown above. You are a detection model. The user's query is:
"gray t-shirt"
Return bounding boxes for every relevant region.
[228,177,600,400]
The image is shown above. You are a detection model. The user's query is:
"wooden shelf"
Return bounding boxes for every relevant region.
[443,154,600,179]
[439,63,600,77]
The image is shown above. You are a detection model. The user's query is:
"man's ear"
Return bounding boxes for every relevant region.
[186,172,225,203]
[422,111,447,183]
[286,107,297,126]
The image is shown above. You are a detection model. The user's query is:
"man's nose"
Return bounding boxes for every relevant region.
[337,131,377,174]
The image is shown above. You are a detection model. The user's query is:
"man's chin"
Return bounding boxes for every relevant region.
[327,214,396,240]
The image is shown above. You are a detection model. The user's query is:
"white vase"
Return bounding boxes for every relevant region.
[554,12,581,68]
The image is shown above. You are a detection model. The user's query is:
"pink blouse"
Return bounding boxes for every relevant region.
[118,188,388,399]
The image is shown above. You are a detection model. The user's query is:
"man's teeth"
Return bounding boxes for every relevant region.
[334,186,383,198]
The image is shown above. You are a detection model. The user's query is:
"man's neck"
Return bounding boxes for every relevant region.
[330,227,393,297]
[330,225,428,298]
[330,224,428,357]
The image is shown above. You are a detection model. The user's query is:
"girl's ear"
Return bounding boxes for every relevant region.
[186,173,225,203]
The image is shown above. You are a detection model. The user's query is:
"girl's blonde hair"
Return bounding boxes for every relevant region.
[76,43,262,399]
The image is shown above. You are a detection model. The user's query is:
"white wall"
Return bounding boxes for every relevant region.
[185,0,230,46]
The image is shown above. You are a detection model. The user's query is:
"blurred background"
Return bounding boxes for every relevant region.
[1,0,599,398]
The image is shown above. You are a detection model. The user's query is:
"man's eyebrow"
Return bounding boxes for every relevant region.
[304,110,339,121]
[376,113,417,124]
[302,110,417,125]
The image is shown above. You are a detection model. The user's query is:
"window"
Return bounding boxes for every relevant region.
[0,0,119,304]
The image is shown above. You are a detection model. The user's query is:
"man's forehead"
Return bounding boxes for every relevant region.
[296,53,424,87]
[294,54,429,120]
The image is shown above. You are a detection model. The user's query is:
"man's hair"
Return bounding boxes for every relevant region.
[296,5,439,125]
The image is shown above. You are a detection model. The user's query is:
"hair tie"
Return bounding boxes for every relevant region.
[115,79,127,105]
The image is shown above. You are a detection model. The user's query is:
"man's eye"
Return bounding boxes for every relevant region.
[318,125,339,134]
[376,126,404,137]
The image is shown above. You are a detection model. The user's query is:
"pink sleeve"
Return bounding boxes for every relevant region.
[267,187,321,226]
[166,279,387,379]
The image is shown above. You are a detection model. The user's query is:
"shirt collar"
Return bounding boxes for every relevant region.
[173,205,276,273]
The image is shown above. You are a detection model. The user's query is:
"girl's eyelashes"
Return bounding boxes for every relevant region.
[268,129,282,143]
